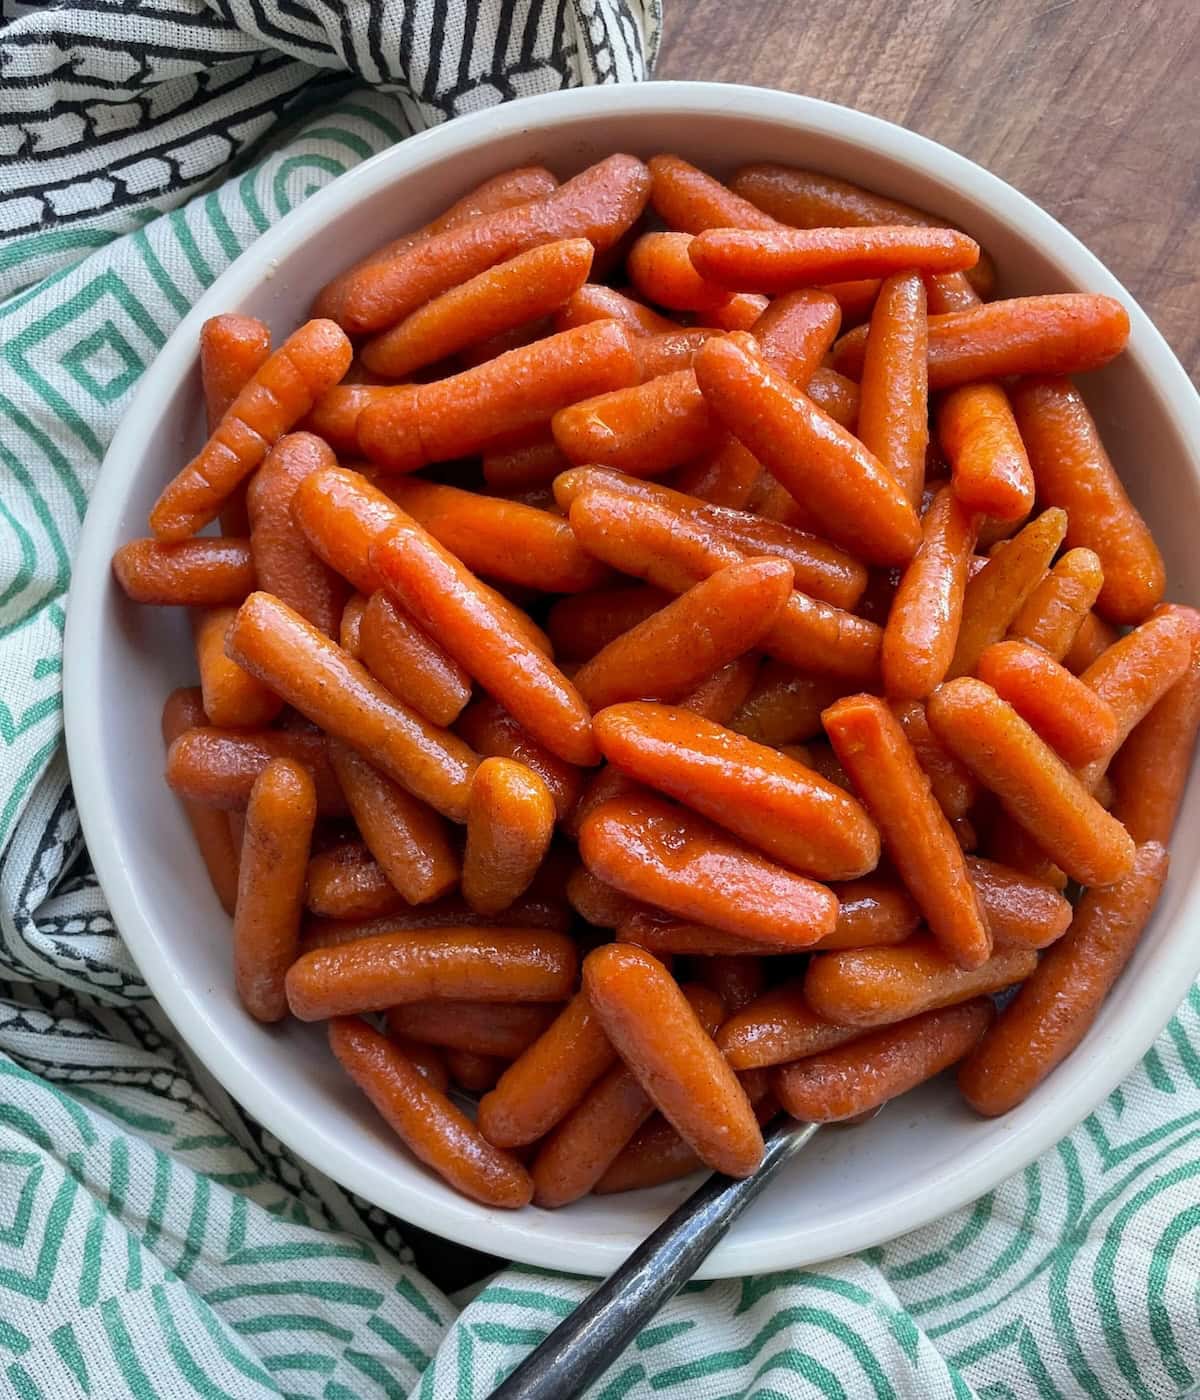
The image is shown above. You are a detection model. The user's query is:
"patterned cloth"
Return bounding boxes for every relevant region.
[2,2,1200,1396]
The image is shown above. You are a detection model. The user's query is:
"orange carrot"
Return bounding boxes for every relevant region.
[165,725,346,817]
[358,590,473,729]
[482,432,569,492]
[113,537,255,606]
[628,231,735,312]
[1008,548,1105,661]
[546,585,672,663]
[856,272,928,506]
[162,688,241,915]
[730,663,844,746]
[193,605,282,728]
[455,697,584,825]
[200,314,272,534]
[463,758,556,916]
[1064,611,1120,675]
[718,979,862,1070]
[648,154,781,234]
[305,842,404,921]
[699,955,767,1014]
[384,1001,558,1060]
[889,699,978,821]
[554,284,677,337]
[938,382,1034,523]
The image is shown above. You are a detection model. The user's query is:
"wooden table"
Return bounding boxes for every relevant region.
[657,0,1199,376]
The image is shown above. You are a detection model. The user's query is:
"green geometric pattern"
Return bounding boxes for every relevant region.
[2,22,1199,1400]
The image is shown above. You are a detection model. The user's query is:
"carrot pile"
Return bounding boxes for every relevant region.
[112,152,1198,1211]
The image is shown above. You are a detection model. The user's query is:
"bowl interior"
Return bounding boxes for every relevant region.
[67,84,1200,1277]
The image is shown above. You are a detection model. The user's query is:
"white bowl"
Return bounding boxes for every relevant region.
[65,81,1200,1278]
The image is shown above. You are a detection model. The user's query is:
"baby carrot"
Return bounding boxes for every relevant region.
[987,815,1068,893]
[748,288,844,382]
[333,154,651,334]
[648,154,781,234]
[554,284,677,337]
[672,437,764,510]
[162,689,241,915]
[226,591,479,820]
[358,590,473,728]
[966,855,1073,949]
[718,979,862,1070]
[384,1001,558,1060]
[193,605,282,728]
[689,226,979,291]
[246,432,347,636]
[329,1017,533,1208]
[530,983,723,1207]
[617,910,791,957]
[579,790,838,946]
[302,383,403,456]
[330,742,459,905]
[445,1051,505,1092]
[926,677,1135,886]
[629,328,723,378]
[938,382,1034,523]
[462,758,556,916]
[1064,611,1120,675]
[359,319,639,472]
[372,518,598,766]
[730,663,844,746]
[824,876,922,949]
[286,927,578,1020]
[805,935,1037,1029]
[699,956,767,1015]
[977,640,1120,767]
[301,890,572,953]
[832,295,1130,388]
[546,586,672,662]
[165,721,346,816]
[959,842,1169,1116]
[113,537,255,606]
[881,485,978,700]
[856,272,928,506]
[573,560,792,709]
[1007,548,1105,661]
[150,319,352,541]
[774,999,993,1122]
[1010,376,1164,624]
[947,507,1068,678]
[200,314,272,430]
[594,702,880,880]
[233,758,316,1021]
[822,694,991,969]
[566,866,645,930]
[387,1037,450,1093]
[482,432,569,492]
[381,477,609,594]
[306,842,404,920]
[360,238,593,378]
[455,697,584,825]
[693,335,921,566]
[477,993,618,1148]
[628,231,735,313]
[313,164,559,320]
[889,699,978,821]
[585,944,764,1177]
[678,654,760,725]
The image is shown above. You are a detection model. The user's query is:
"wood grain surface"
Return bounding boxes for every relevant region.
[657,0,1199,376]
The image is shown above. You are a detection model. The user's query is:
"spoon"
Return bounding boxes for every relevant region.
[488,1116,822,1400]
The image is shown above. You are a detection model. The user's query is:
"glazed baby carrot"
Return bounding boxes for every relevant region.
[530,983,724,1207]
[889,699,978,820]
[285,927,577,1020]
[693,335,921,566]
[301,383,404,456]
[618,909,792,957]
[699,956,767,1014]
[313,164,559,320]
[672,437,764,509]
[384,1001,558,1059]
[977,640,1119,767]
[926,677,1135,886]
[233,757,316,1021]
[200,314,272,431]
[856,272,928,507]
[579,790,838,945]
[462,758,556,916]
[246,431,347,635]
[360,238,593,377]
[938,382,1034,523]
[358,590,473,728]
[554,283,677,336]
[166,725,346,816]
[193,606,282,728]
[226,592,479,820]
[959,842,1169,1116]
[306,842,404,920]
[162,689,241,915]
[966,855,1073,949]
[380,477,609,594]
[333,153,650,334]
[631,327,725,378]
[774,999,993,1122]
[805,935,1037,1029]
[301,890,572,954]
[832,295,1130,389]
[359,319,639,472]
[573,560,792,709]
[1010,376,1165,624]
[748,288,844,379]
[584,943,764,1177]
[373,518,597,766]
[947,507,1068,678]
[648,154,781,234]
[806,367,861,429]
[987,815,1068,892]
[546,586,672,662]
[482,431,569,492]
[150,319,352,541]
[329,1017,532,1208]
[445,1050,506,1092]
[388,1037,450,1093]
[729,162,996,300]
[822,694,991,969]
[113,537,255,606]
[477,992,619,1148]
[717,979,863,1070]
[594,702,880,880]
[566,867,644,929]
[882,485,978,700]
[678,655,760,725]
[824,876,922,948]
[455,698,584,824]
[628,232,735,313]
[1110,634,1200,843]
[730,663,844,746]
[689,226,979,291]
[1008,548,1105,661]
[1064,611,1120,675]
[330,742,459,905]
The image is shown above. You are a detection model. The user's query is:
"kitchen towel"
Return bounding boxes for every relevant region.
[1,2,1199,1396]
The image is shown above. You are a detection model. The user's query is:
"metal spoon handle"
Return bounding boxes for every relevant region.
[488,1119,820,1400]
